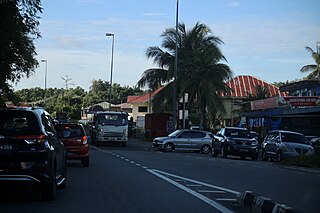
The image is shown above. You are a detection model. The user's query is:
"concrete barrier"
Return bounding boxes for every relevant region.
[237,191,296,213]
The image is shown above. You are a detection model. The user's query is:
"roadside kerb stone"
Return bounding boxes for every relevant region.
[237,191,296,213]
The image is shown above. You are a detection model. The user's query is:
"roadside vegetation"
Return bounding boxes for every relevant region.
[278,155,320,168]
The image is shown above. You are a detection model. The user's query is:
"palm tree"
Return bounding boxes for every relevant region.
[137,22,232,129]
[300,44,320,79]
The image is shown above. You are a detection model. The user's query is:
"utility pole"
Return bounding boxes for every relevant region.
[61,75,74,106]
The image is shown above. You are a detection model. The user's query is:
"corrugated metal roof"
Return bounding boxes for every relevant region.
[222,75,287,97]
[127,87,163,103]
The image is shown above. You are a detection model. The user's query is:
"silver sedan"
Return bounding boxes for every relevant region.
[152,129,213,154]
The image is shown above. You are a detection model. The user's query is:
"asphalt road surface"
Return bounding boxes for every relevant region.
[1,138,319,213]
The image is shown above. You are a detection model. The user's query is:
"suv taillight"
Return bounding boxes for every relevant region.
[16,134,47,144]
[82,135,88,145]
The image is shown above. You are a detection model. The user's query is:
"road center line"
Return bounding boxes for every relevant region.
[147,169,234,213]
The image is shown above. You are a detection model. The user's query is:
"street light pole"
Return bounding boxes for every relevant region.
[41,59,47,106]
[173,0,179,130]
[106,33,115,111]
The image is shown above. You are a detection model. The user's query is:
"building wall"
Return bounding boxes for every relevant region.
[130,103,150,123]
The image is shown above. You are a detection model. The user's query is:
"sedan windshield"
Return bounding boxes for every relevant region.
[281,133,307,144]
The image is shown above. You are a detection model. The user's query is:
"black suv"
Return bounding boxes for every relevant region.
[0,107,67,200]
[212,127,259,160]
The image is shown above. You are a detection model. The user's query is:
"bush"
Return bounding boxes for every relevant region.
[278,155,320,168]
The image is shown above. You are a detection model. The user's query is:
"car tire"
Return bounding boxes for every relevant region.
[42,179,56,201]
[221,145,228,158]
[164,143,174,152]
[82,157,89,167]
[276,151,283,162]
[261,150,268,161]
[201,145,211,154]
[211,146,218,157]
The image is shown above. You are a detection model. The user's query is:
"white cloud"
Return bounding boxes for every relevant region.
[226,1,240,8]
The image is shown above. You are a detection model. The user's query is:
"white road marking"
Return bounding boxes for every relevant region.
[136,164,141,166]
[216,198,237,202]
[198,190,226,194]
[175,179,187,182]
[147,169,234,213]
[130,161,135,164]
[142,166,148,169]
[151,169,239,195]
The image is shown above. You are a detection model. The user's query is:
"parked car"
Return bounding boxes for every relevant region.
[152,129,213,154]
[0,107,66,201]
[309,137,320,156]
[55,123,89,167]
[212,127,259,160]
[261,130,315,161]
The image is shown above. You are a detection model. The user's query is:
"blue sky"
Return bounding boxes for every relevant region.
[14,0,320,91]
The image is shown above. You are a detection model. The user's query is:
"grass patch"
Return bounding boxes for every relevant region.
[278,155,320,168]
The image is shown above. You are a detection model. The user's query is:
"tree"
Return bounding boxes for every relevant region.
[300,44,320,79]
[137,22,232,129]
[0,0,42,106]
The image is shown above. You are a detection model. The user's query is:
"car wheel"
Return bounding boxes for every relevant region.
[261,150,268,161]
[211,145,218,157]
[42,179,56,201]
[221,145,228,158]
[276,151,283,162]
[164,143,174,152]
[82,157,89,167]
[201,145,211,154]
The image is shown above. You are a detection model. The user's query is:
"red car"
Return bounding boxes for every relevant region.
[55,123,89,167]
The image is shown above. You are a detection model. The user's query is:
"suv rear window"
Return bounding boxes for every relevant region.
[0,111,40,136]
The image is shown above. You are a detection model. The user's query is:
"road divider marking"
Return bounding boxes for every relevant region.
[216,198,237,202]
[147,169,234,213]
[198,190,226,194]
[151,169,239,195]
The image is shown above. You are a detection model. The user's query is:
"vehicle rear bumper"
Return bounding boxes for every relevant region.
[65,145,89,159]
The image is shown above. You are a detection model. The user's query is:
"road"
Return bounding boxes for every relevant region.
[1,138,319,213]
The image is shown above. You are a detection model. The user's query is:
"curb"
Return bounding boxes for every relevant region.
[237,191,296,213]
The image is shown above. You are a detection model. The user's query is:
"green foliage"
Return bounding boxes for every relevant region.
[138,22,232,129]
[300,44,320,79]
[278,155,320,168]
[14,81,143,121]
[0,0,42,102]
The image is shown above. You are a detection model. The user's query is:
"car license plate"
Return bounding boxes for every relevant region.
[0,145,13,150]
[240,148,249,152]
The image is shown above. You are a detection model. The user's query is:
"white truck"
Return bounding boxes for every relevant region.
[90,111,128,147]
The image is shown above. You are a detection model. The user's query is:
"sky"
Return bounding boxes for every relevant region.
[13,0,320,91]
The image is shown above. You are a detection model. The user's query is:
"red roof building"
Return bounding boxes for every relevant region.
[222,75,287,98]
